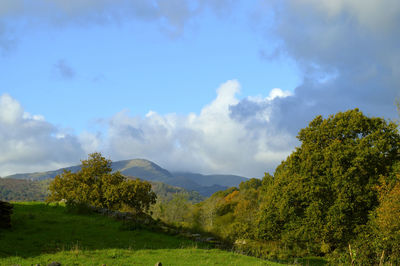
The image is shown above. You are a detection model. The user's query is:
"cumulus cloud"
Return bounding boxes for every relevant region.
[91,80,295,177]
[2,81,293,178]
[251,0,400,137]
[0,94,85,176]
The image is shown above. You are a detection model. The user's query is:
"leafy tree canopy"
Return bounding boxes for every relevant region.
[47,153,156,213]
[258,109,400,254]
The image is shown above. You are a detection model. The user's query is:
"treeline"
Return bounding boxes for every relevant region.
[153,109,400,264]
[0,178,49,201]
[151,181,204,203]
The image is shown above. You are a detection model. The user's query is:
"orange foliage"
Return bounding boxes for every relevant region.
[224,190,240,203]
[376,179,400,234]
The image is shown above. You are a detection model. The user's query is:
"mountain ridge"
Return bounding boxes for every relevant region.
[3,158,248,197]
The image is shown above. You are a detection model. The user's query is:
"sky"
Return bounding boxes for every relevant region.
[0,0,399,178]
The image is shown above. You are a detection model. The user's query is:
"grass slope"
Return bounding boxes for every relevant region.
[0,203,280,265]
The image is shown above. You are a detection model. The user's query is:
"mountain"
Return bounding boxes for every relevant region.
[5,165,81,181]
[5,159,171,182]
[3,159,248,197]
[172,172,248,188]
[0,178,204,203]
[112,159,173,182]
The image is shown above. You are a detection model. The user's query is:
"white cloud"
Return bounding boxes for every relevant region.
[104,80,295,177]
[266,88,293,101]
[79,131,102,154]
[0,94,23,124]
[0,94,85,176]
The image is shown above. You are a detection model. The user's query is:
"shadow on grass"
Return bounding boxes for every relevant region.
[0,202,210,259]
[281,257,327,266]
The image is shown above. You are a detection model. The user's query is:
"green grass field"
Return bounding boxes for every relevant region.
[0,202,285,265]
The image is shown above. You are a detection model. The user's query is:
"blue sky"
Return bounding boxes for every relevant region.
[0,0,399,177]
[1,1,299,132]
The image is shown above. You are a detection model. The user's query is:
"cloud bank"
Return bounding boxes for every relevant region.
[253,0,400,135]
[103,80,295,177]
[0,94,85,176]
[0,83,294,177]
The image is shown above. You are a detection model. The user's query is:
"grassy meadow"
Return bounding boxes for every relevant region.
[0,202,285,265]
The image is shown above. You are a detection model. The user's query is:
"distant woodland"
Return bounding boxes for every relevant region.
[0,179,49,201]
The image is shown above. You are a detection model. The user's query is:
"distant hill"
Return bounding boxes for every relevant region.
[0,178,49,201]
[5,159,171,182]
[172,172,248,187]
[113,159,173,182]
[0,178,204,203]
[3,159,248,197]
[5,165,81,181]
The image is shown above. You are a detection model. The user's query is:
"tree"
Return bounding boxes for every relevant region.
[257,109,400,255]
[368,162,400,264]
[47,153,156,213]
[228,179,261,240]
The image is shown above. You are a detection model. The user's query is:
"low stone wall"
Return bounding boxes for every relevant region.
[0,200,13,228]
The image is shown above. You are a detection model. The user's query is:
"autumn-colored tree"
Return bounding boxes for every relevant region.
[369,163,400,264]
[47,153,156,213]
[257,109,400,255]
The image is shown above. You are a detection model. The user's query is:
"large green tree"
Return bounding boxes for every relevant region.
[257,109,400,254]
[47,153,156,213]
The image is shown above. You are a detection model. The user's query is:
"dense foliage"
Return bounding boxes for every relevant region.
[152,109,400,264]
[258,109,400,254]
[151,181,204,203]
[47,153,156,213]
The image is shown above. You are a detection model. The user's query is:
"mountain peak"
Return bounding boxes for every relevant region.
[4,158,248,197]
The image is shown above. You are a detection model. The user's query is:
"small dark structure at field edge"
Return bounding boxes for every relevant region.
[0,200,13,228]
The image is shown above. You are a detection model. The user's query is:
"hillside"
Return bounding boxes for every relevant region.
[0,178,49,201]
[4,159,248,196]
[173,172,248,187]
[0,178,204,203]
[5,165,82,181]
[0,202,279,265]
